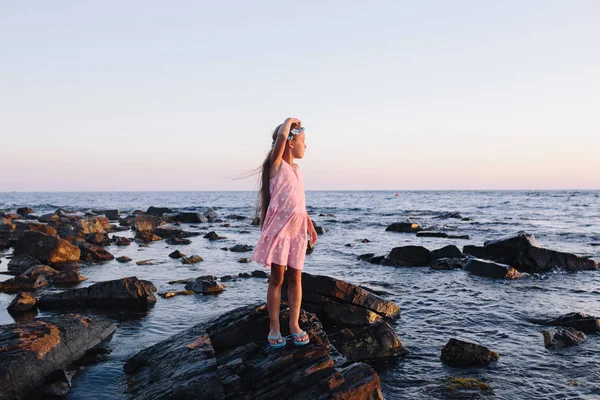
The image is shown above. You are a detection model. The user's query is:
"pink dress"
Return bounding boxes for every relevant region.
[252,161,308,270]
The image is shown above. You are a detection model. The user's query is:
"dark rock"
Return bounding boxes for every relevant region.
[134,215,164,232]
[226,214,247,220]
[104,209,120,220]
[447,234,470,239]
[463,258,522,279]
[182,255,203,264]
[529,312,600,333]
[14,231,81,264]
[146,206,173,217]
[463,245,487,259]
[77,216,111,235]
[16,207,34,216]
[38,277,157,309]
[179,212,208,223]
[250,216,260,226]
[431,245,463,260]
[51,270,87,285]
[250,270,269,278]
[484,231,598,272]
[358,253,385,265]
[111,235,131,246]
[124,304,383,400]
[205,208,218,219]
[220,275,236,282]
[238,272,251,278]
[7,255,43,275]
[134,231,162,243]
[169,250,185,259]
[166,237,192,245]
[237,257,251,263]
[440,338,499,367]
[85,232,111,246]
[434,212,463,219]
[10,221,58,242]
[185,279,224,294]
[385,222,421,233]
[7,291,37,313]
[430,258,465,270]
[160,290,195,298]
[116,256,132,263]
[382,245,431,267]
[0,274,48,293]
[361,239,371,243]
[229,244,253,252]
[204,231,226,240]
[0,314,115,400]
[543,327,587,349]
[76,241,115,262]
[336,319,409,361]
[416,231,448,238]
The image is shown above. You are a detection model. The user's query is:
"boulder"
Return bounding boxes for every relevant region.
[385,222,421,233]
[0,274,48,293]
[0,314,115,400]
[529,312,600,333]
[134,231,162,243]
[358,253,385,265]
[463,258,522,279]
[168,250,185,259]
[463,245,487,259]
[77,216,110,235]
[165,237,192,245]
[51,270,87,285]
[185,279,225,294]
[14,231,81,264]
[205,207,218,219]
[104,210,120,221]
[179,212,208,223]
[38,277,157,309]
[440,338,499,367]
[382,246,431,267]
[543,327,587,349]
[431,245,463,260]
[134,215,164,232]
[116,256,132,263]
[124,303,384,400]
[182,255,204,265]
[7,291,37,313]
[85,232,111,246]
[484,231,598,272]
[336,319,409,361]
[145,206,173,217]
[16,207,34,216]
[7,255,43,275]
[229,244,253,252]
[76,241,115,262]
[10,221,58,242]
[204,231,226,240]
[430,258,465,270]
[416,231,448,238]
[111,235,131,246]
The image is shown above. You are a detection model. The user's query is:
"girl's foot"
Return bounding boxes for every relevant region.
[268,328,285,348]
[289,326,309,346]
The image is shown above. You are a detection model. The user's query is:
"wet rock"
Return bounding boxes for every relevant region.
[416,231,448,238]
[0,314,116,400]
[116,256,132,263]
[159,290,195,298]
[237,257,251,263]
[431,245,463,260]
[136,259,160,266]
[382,245,431,267]
[6,255,43,275]
[10,221,58,242]
[22,264,58,279]
[543,327,587,349]
[77,216,111,235]
[52,270,87,285]
[204,231,226,240]
[124,303,384,400]
[0,274,48,293]
[220,275,236,282]
[447,234,470,239]
[385,222,421,233]
[38,277,157,309]
[16,207,34,216]
[111,235,131,246]
[358,253,385,265]
[146,206,173,217]
[166,237,192,245]
[134,231,162,243]
[440,338,499,367]
[76,241,115,262]
[186,280,225,294]
[100,210,119,221]
[229,244,253,252]
[205,207,218,219]
[134,214,164,233]
[178,211,208,223]
[484,231,598,272]
[85,232,111,246]
[434,212,463,219]
[182,255,203,265]
[168,278,195,284]
[284,273,400,327]
[336,319,409,361]
[226,214,247,220]
[463,245,487,259]
[169,250,185,259]
[7,291,37,313]
[529,312,600,333]
[430,258,465,270]
[311,220,326,235]
[463,258,523,279]
[14,231,81,264]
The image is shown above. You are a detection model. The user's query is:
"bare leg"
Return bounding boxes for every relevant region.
[286,268,308,342]
[267,264,285,345]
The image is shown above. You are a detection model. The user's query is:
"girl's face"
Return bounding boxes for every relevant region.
[290,132,306,159]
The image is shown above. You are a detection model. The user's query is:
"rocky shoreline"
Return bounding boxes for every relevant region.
[1,206,599,398]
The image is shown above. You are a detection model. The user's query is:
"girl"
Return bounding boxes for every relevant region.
[252,117,318,349]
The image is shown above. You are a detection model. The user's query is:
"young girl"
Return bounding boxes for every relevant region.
[252,117,318,349]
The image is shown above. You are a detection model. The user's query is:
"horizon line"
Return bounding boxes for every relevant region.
[1,188,599,193]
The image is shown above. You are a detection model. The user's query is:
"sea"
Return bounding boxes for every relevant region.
[1,190,599,399]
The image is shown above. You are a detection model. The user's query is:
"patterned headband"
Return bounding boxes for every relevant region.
[272,127,305,147]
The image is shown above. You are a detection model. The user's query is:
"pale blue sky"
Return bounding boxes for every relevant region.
[1,1,598,191]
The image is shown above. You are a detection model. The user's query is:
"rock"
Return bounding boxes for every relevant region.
[38,277,157,309]
[484,231,598,272]
[416,231,448,238]
[76,241,115,262]
[447,234,470,239]
[104,210,120,220]
[134,231,162,243]
[434,212,463,219]
[85,232,111,246]
[430,258,465,270]
[358,253,385,265]
[136,259,159,266]
[336,319,409,361]
[115,256,131,263]
[168,278,195,284]
[251,215,260,226]
[10,221,58,242]
[440,338,499,367]
[182,255,203,265]
[463,258,523,279]
[124,303,384,400]
[204,231,226,240]
[16,207,34,216]
[0,314,116,400]
[22,265,58,279]
[431,245,463,260]
[134,215,164,233]
[159,290,195,298]
[14,231,81,264]
[205,207,218,219]
[543,327,587,349]
[382,245,431,267]
[463,245,487,259]
[145,206,173,217]
[51,270,87,285]
[166,237,192,245]
[385,222,421,233]
[186,280,225,295]
[229,244,253,252]
[7,291,37,313]
[77,216,110,235]
[250,270,269,278]
[169,250,185,259]
[0,274,48,293]
[7,255,43,275]
[177,212,207,223]
[284,272,400,327]
[111,235,131,246]
[237,257,251,263]
[529,312,600,333]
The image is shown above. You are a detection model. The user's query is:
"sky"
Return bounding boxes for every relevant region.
[1,0,598,191]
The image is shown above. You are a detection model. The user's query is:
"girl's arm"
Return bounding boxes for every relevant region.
[307,214,318,246]
[270,117,301,166]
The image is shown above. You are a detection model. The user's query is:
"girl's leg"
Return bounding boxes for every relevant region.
[286,267,309,341]
[267,263,286,343]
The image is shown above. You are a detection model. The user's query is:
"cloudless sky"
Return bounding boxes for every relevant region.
[1,1,598,191]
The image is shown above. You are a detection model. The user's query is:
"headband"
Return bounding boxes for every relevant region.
[271,126,305,147]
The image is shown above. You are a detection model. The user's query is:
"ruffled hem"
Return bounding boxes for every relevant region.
[252,234,307,271]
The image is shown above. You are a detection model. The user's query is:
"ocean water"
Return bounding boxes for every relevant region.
[1,190,599,399]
